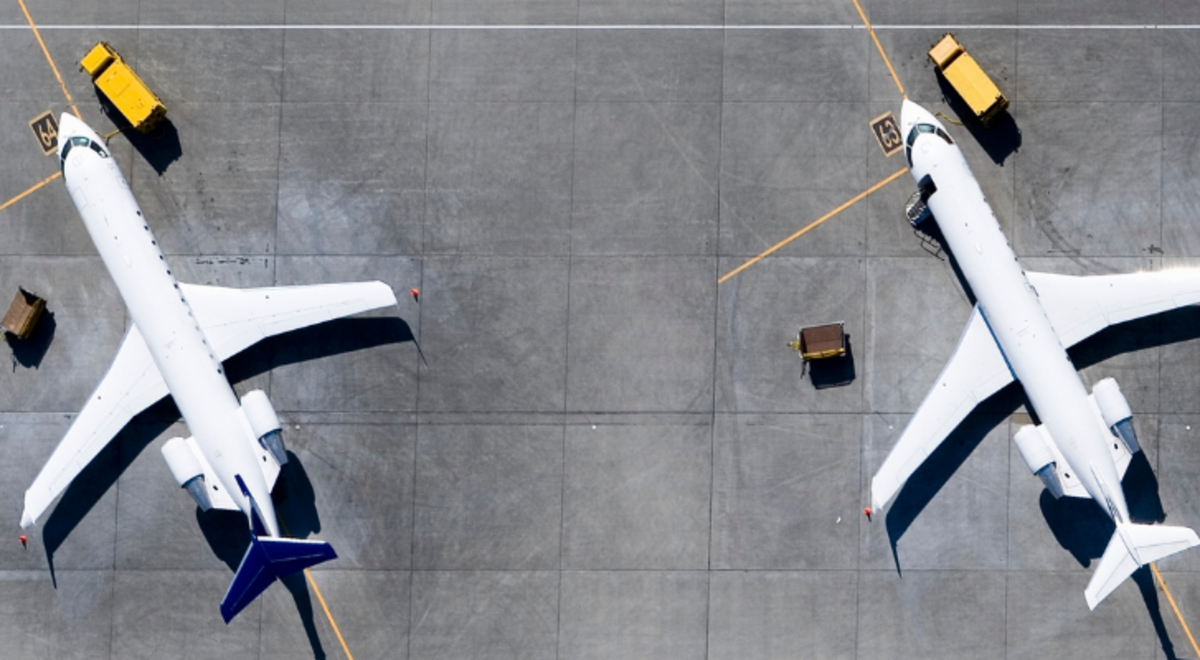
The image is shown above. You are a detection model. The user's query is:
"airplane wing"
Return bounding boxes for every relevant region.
[871,304,1015,512]
[1027,269,1200,348]
[180,281,398,362]
[22,324,169,528]
[22,280,396,528]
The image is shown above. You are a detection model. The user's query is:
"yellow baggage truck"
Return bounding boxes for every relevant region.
[928,33,1008,127]
[80,42,166,132]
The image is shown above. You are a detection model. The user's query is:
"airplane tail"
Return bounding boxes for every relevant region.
[1084,522,1200,610]
[220,533,337,623]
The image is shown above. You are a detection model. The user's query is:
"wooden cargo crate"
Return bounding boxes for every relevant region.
[794,322,846,361]
[2,288,45,340]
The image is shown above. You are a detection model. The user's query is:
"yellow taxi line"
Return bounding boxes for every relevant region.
[303,567,356,660]
[15,0,82,119]
[851,0,907,99]
[1151,562,1200,658]
[718,167,908,284]
[0,171,61,214]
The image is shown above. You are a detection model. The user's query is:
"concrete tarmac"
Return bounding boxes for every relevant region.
[1,0,1200,658]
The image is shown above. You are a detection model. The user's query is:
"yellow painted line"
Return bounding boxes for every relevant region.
[718,167,909,284]
[303,568,356,660]
[1151,562,1200,659]
[15,0,82,119]
[0,171,61,214]
[851,0,906,99]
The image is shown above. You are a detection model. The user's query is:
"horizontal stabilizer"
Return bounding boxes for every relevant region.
[1085,523,1200,610]
[220,536,337,623]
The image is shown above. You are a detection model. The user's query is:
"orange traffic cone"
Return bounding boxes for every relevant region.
[863,507,872,521]
[18,534,27,549]
[410,288,420,302]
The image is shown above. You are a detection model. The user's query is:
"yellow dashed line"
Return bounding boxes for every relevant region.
[0,171,61,214]
[851,0,907,99]
[1151,562,1200,658]
[15,0,82,119]
[718,167,908,284]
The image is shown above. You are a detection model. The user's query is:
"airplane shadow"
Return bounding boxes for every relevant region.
[38,315,409,607]
[223,316,415,386]
[41,399,177,587]
[1039,455,1175,659]
[195,451,326,658]
[8,310,55,370]
[884,403,1019,574]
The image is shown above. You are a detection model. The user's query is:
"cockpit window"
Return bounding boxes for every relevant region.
[60,136,109,164]
[904,123,954,167]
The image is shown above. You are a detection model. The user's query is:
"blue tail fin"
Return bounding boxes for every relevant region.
[220,535,337,623]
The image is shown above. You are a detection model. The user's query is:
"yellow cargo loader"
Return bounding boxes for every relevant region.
[80,42,166,133]
[928,33,1008,127]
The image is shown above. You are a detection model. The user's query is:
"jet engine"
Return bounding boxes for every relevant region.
[1013,424,1064,499]
[1092,378,1139,455]
[161,437,212,511]
[241,389,287,466]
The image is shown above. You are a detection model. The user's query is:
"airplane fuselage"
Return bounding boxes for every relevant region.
[905,105,1129,523]
[60,124,279,536]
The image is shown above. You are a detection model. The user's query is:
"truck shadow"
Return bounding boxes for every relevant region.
[935,73,1022,165]
[96,94,182,175]
[8,310,55,370]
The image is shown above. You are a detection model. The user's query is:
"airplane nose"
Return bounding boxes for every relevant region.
[900,99,919,135]
[57,113,82,157]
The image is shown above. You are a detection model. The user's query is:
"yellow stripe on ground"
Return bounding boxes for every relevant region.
[304,568,356,660]
[718,167,908,284]
[0,171,61,214]
[851,0,906,99]
[15,0,82,119]
[1151,562,1200,658]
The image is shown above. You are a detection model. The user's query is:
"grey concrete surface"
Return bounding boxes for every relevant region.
[7,1,1200,658]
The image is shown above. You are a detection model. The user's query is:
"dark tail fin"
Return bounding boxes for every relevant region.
[220,535,337,623]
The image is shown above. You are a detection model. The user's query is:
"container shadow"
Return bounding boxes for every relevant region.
[8,310,55,370]
[808,336,856,389]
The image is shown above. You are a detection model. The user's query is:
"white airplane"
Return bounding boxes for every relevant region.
[22,113,398,623]
[872,100,1200,610]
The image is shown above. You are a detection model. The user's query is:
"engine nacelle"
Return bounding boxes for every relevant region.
[241,389,287,466]
[161,437,211,511]
[1092,377,1139,454]
[1013,424,1064,499]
